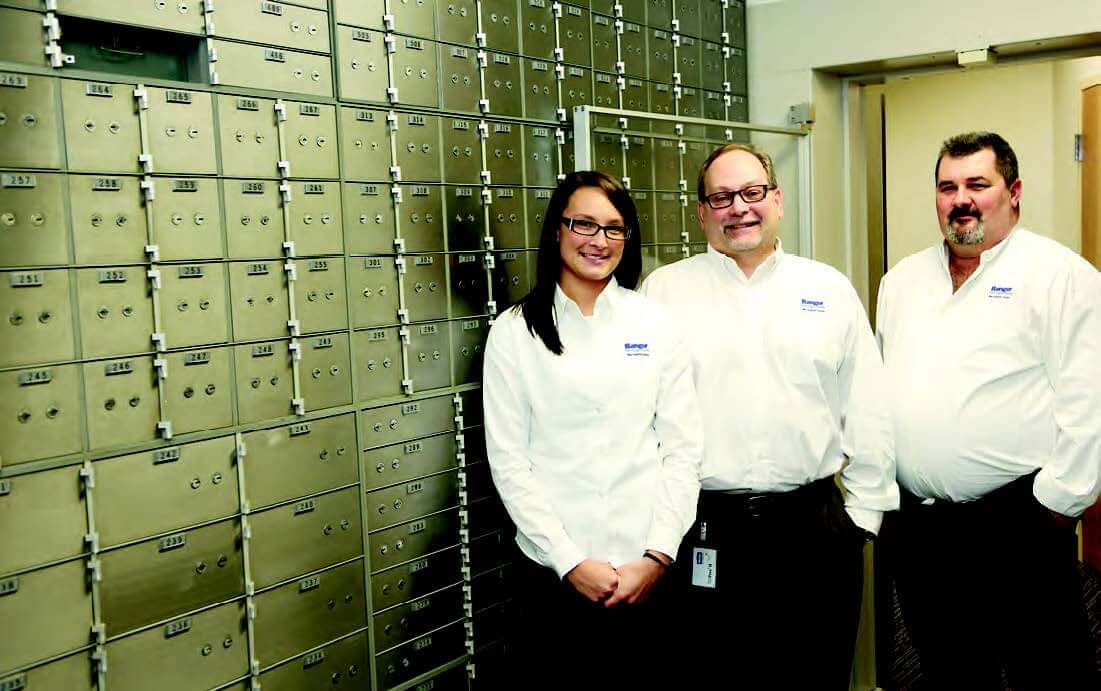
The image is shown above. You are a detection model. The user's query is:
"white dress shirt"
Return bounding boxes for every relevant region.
[482,280,703,578]
[641,243,898,534]
[876,227,1101,516]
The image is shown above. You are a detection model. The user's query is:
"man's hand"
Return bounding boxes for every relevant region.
[1049,509,1078,531]
[565,559,620,602]
[604,558,664,608]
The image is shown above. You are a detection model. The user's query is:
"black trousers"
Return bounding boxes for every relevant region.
[671,477,868,690]
[890,473,1099,691]
[502,557,676,690]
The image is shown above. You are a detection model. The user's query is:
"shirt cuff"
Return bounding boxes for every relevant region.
[548,542,588,581]
[845,506,883,536]
[645,525,684,563]
[1033,470,1091,517]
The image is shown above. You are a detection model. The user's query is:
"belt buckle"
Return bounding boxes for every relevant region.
[744,494,770,519]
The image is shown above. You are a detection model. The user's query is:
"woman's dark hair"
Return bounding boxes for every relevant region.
[516,170,642,355]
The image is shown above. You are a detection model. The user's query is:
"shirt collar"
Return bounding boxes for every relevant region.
[554,277,621,319]
[938,224,1020,272]
[707,238,784,283]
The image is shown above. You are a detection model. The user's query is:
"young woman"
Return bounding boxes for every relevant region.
[482,171,702,685]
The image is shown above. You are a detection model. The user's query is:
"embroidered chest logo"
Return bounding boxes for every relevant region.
[800,298,826,312]
[988,285,1014,299]
[624,342,650,357]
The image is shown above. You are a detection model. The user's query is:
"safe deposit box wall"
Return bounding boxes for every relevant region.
[0,1,748,689]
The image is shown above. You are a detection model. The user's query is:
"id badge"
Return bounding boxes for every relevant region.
[691,547,717,588]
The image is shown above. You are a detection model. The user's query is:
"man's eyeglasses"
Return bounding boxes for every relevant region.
[703,184,775,209]
[561,216,632,241]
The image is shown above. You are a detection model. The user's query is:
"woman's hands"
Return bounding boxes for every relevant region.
[565,552,671,606]
[565,559,620,602]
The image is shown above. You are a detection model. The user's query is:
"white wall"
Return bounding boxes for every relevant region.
[747,0,1101,271]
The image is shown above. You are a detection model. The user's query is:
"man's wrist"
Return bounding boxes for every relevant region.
[643,550,672,568]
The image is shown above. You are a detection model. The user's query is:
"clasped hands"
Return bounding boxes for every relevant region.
[565,554,669,607]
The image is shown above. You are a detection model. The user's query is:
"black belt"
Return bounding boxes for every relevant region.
[700,475,838,520]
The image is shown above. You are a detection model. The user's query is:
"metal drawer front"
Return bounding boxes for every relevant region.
[558,5,592,67]
[438,46,479,115]
[407,321,451,391]
[372,583,464,653]
[332,0,385,29]
[285,102,340,180]
[146,87,217,175]
[482,52,521,118]
[360,394,455,450]
[0,651,95,691]
[248,486,363,590]
[224,180,286,259]
[94,435,238,548]
[402,253,447,321]
[443,185,482,252]
[60,80,141,174]
[451,317,488,385]
[0,559,93,672]
[395,113,442,184]
[83,356,159,451]
[0,465,86,576]
[366,470,460,532]
[343,184,395,255]
[620,22,647,79]
[252,560,366,668]
[626,136,654,189]
[467,529,519,576]
[210,41,333,99]
[228,260,290,342]
[293,257,349,334]
[523,125,558,187]
[56,0,205,33]
[68,174,149,264]
[349,257,400,328]
[159,262,230,349]
[484,121,522,185]
[363,433,456,491]
[465,494,511,539]
[352,327,404,402]
[490,250,532,309]
[105,601,248,691]
[469,564,516,611]
[0,172,68,267]
[370,546,462,611]
[392,36,440,109]
[375,620,466,691]
[242,414,358,510]
[0,364,83,465]
[288,181,345,256]
[368,509,460,573]
[480,0,519,54]
[624,78,649,114]
[153,177,224,261]
[441,118,480,183]
[560,65,592,113]
[211,1,331,54]
[98,518,244,636]
[524,188,552,250]
[216,96,280,179]
[520,0,554,60]
[339,108,391,182]
[258,631,368,690]
[163,348,235,437]
[2,268,76,368]
[390,0,436,40]
[300,332,354,411]
[233,340,294,424]
[399,184,445,252]
[470,598,520,650]
[523,59,557,121]
[335,26,389,103]
[656,192,685,243]
[0,72,62,168]
[436,0,477,46]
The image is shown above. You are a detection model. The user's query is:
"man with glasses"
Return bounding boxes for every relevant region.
[876,132,1100,688]
[641,143,896,689]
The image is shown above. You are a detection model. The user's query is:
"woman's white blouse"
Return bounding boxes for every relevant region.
[482,281,703,578]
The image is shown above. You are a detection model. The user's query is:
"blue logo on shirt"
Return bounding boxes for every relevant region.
[624,342,650,357]
[800,298,826,312]
[988,285,1013,299]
